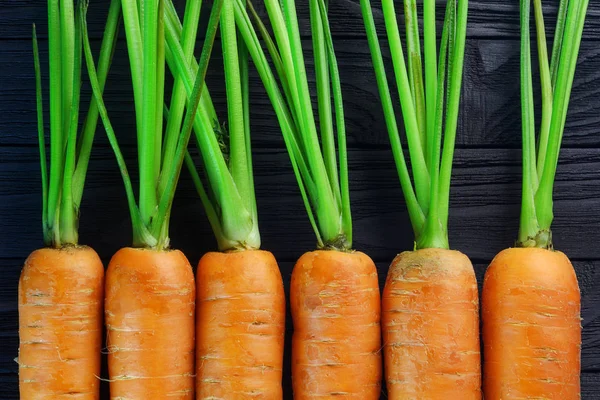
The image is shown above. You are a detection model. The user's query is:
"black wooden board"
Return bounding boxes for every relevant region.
[2,0,600,399]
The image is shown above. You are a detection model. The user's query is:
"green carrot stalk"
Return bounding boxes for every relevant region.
[360,0,468,250]
[82,0,223,249]
[35,0,120,247]
[234,0,352,250]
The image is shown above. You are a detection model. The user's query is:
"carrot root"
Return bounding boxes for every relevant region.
[382,248,481,399]
[291,250,382,399]
[195,250,286,399]
[482,247,581,400]
[105,247,195,399]
[18,246,104,399]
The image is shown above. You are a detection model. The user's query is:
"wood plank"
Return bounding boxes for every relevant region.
[3,0,600,40]
[2,146,600,261]
[3,38,600,148]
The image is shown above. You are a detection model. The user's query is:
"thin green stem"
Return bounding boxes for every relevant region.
[423,0,437,173]
[310,0,341,210]
[47,0,64,245]
[155,0,233,248]
[33,25,50,245]
[360,0,425,236]
[317,0,351,246]
[121,0,144,145]
[60,0,76,148]
[59,3,84,246]
[235,0,324,246]
[403,0,426,151]
[550,0,568,88]
[437,0,469,234]
[418,0,454,250]
[518,0,541,246]
[154,0,165,185]
[381,0,430,213]
[533,0,553,181]
[279,0,342,245]
[161,0,202,192]
[535,0,588,233]
[138,0,159,226]
[81,1,156,248]
[72,0,121,208]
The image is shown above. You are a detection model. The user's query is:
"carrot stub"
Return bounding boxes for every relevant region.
[291,250,382,399]
[105,247,195,399]
[482,248,581,399]
[18,246,104,399]
[383,248,481,399]
[195,250,285,398]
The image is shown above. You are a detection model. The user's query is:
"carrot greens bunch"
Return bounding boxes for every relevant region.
[234,0,351,250]
[518,0,589,248]
[81,0,223,249]
[34,0,120,247]
[360,0,468,249]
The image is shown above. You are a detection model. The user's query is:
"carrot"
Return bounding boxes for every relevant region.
[18,1,120,397]
[482,248,580,398]
[104,248,195,397]
[19,247,104,398]
[360,0,480,397]
[383,249,480,398]
[195,250,285,398]
[162,2,288,394]
[236,0,382,397]
[291,250,381,398]
[82,1,223,397]
[481,1,587,398]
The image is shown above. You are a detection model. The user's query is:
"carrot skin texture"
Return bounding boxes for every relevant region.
[383,248,481,399]
[195,250,286,399]
[291,250,382,399]
[105,247,195,399]
[18,246,104,399]
[482,247,581,399]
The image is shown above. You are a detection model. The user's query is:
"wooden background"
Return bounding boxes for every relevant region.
[2,0,600,398]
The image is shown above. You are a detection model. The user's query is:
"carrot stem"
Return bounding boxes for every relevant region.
[32,25,50,245]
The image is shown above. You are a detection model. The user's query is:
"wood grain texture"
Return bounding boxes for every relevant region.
[3,0,600,40]
[3,38,600,148]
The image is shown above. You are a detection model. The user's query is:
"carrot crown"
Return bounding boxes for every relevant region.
[517,0,588,249]
[83,0,223,250]
[34,0,120,248]
[163,0,260,252]
[235,0,352,251]
[361,0,468,250]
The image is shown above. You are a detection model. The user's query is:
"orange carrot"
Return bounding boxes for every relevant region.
[482,248,581,399]
[105,247,195,398]
[382,249,481,399]
[18,246,104,399]
[195,250,285,398]
[291,250,382,399]
[480,1,587,398]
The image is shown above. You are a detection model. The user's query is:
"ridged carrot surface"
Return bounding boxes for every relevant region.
[105,247,195,399]
[482,247,581,399]
[291,250,381,399]
[382,248,481,399]
[195,250,285,399]
[18,246,104,399]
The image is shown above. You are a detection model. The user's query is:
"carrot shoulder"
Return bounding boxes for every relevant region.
[195,250,285,398]
[291,250,382,399]
[383,248,481,399]
[482,248,581,399]
[18,246,104,399]
[105,247,195,399]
